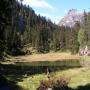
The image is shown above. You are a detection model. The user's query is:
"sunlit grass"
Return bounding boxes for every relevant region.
[18,74,46,90]
[80,56,90,61]
[69,68,90,88]
[18,67,90,90]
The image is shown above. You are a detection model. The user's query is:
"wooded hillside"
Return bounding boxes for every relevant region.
[0,0,90,58]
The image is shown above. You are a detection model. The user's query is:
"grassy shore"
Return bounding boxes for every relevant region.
[1,53,90,90]
[17,67,90,90]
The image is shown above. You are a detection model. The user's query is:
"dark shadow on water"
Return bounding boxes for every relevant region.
[0,60,81,76]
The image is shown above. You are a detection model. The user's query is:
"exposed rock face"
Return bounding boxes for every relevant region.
[79,45,90,56]
[58,9,84,27]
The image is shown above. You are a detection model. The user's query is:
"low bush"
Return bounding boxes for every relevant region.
[37,80,53,90]
[37,76,71,90]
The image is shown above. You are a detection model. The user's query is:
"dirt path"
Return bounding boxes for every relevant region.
[8,53,80,63]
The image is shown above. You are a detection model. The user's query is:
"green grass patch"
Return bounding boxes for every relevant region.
[17,67,90,90]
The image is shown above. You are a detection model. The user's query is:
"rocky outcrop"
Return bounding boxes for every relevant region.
[58,9,84,27]
[79,45,90,56]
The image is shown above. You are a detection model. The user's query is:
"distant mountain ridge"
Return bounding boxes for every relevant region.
[58,9,84,27]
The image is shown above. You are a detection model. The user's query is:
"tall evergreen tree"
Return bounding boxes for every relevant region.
[0,0,14,58]
[78,28,88,48]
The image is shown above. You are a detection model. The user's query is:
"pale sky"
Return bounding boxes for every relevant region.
[18,0,90,24]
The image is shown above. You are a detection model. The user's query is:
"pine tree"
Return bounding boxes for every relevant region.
[0,0,14,58]
[78,28,88,48]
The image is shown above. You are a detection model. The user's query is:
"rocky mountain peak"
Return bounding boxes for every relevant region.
[68,9,78,15]
[58,9,84,27]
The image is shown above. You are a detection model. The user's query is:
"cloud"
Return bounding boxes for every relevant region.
[21,0,55,10]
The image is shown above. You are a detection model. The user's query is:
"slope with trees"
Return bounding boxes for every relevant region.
[1,0,90,58]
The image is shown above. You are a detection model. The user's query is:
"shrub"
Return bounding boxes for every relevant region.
[37,80,53,90]
[37,76,71,90]
[53,77,71,90]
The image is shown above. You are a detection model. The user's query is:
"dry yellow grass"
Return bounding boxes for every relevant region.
[10,53,80,63]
